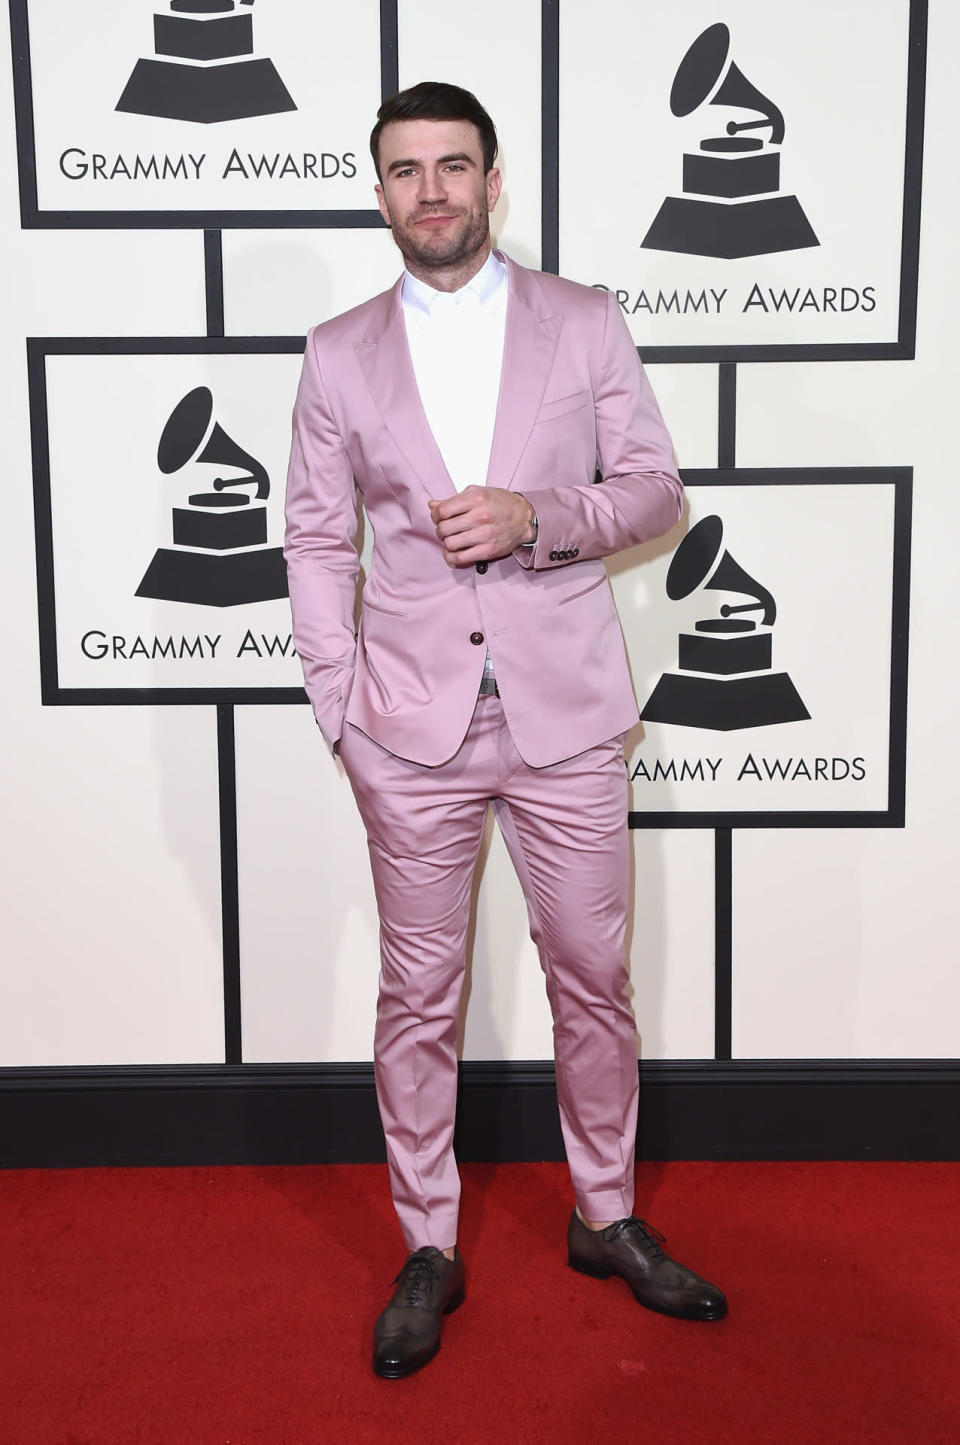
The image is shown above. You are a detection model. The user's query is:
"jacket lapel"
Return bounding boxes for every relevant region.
[355,280,456,501]
[485,254,562,490]
[355,256,562,501]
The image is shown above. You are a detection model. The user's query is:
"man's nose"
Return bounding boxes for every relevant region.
[416,167,447,203]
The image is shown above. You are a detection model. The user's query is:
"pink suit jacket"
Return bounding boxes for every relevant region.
[284,252,683,769]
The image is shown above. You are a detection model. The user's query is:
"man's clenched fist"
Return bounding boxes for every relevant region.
[428,486,537,566]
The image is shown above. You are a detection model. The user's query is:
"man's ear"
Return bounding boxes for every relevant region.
[486,167,503,213]
[375,183,391,227]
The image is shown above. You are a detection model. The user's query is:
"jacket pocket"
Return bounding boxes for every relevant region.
[534,390,590,423]
[361,596,407,617]
[558,574,607,605]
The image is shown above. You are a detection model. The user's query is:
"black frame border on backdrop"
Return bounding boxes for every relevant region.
[28,334,310,707]
[628,467,912,831]
[9,0,399,229]
[542,0,928,363]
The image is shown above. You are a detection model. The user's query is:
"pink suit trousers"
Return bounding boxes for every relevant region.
[339,694,639,1250]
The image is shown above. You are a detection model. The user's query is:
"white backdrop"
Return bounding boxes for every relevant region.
[1,1,955,1069]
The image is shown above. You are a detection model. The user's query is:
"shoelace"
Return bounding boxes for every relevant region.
[393,1251,443,1306]
[606,1218,667,1258]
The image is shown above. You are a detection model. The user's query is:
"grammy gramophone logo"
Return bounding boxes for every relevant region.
[116,0,296,125]
[642,21,818,260]
[640,515,809,731]
[136,386,288,607]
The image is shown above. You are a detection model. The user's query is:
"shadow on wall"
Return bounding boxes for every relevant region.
[149,704,225,1053]
[608,497,690,1061]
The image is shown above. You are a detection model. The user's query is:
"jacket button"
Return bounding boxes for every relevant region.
[549,550,558,561]
[470,631,485,645]
[559,549,568,560]
[572,547,579,558]
[475,561,488,574]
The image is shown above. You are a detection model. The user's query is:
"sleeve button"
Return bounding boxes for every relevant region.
[572,548,580,558]
[549,550,558,561]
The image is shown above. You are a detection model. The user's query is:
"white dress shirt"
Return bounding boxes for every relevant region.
[402,251,508,681]
[401,250,508,494]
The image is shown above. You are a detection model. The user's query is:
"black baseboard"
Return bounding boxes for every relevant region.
[1,1061,958,1168]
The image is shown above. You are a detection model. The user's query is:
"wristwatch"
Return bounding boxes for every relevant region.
[518,495,538,547]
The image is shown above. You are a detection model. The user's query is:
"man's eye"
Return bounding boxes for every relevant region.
[445,164,465,173]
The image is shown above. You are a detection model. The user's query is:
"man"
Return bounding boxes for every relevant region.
[284,81,726,1379]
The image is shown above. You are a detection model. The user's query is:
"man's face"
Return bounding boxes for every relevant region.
[375,118,501,274]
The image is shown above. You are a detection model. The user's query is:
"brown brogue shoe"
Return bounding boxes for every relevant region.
[568,1211,727,1321]
[372,1246,466,1379]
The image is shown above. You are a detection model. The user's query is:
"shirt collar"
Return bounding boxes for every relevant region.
[402,250,506,319]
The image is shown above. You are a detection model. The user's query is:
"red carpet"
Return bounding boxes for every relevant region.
[2,1161,959,1444]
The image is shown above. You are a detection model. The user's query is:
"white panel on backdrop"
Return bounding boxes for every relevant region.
[222,228,402,336]
[627,829,717,1061]
[5,230,205,335]
[735,359,927,468]
[558,0,918,354]
[732,825,960,1058]
[234,707,380,1064]
[644,364,722,469]
[612,472,908,822]
[37,347,305,697]
[398,0,542,267]
[17,0,385,218]
[0,706,225,1066]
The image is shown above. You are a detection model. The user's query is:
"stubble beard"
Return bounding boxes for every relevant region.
[392,205,490,275]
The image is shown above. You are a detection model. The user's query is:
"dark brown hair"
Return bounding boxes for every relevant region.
[370,81,498,182]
